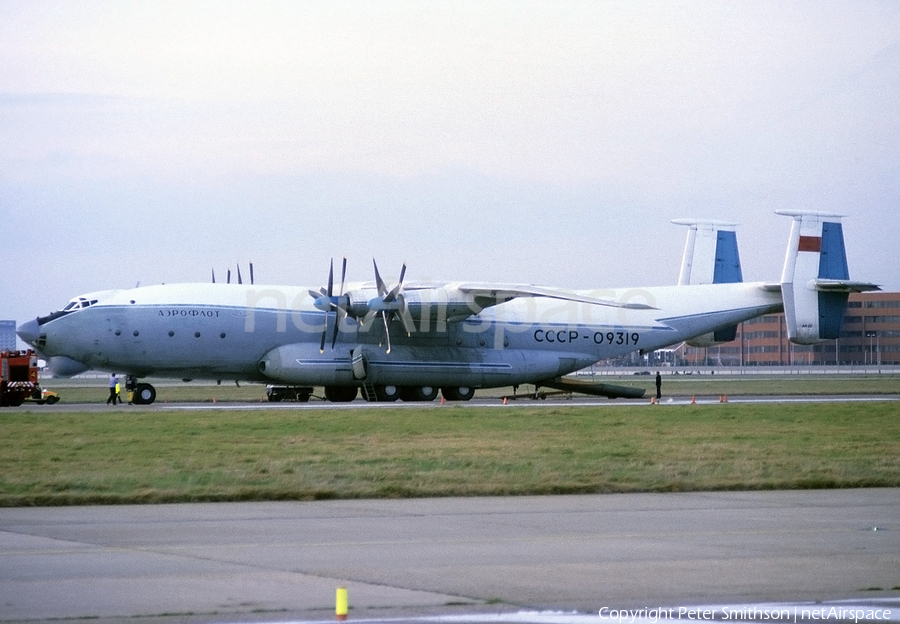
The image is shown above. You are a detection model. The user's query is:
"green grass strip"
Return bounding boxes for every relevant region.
[1,402,898,506]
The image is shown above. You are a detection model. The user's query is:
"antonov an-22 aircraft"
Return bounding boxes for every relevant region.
[17,211,877,404]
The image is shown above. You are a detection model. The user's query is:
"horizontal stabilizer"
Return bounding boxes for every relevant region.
[812,279,880,293]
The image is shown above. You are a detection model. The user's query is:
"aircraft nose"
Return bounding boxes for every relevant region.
[16,319,41,345]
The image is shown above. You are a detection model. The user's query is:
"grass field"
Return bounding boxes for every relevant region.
[1,402,898,506]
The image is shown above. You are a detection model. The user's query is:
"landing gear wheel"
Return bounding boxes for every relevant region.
[324,386,358,402]
[399,386,439,402]
[441,386,475,401]
[133,383,157,405]
[374,385,400,402]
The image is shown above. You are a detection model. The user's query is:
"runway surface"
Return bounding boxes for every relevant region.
[16,393,900,413]
[1,490,898,623]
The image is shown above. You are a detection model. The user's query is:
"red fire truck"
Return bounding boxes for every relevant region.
[1,349,40,407]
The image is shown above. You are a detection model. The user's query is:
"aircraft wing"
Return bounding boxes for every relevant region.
[455,283,656,311]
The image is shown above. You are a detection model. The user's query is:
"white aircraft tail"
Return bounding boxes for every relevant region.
[777,210,879,345]
[673,219,743,346]
[672,219,743,287]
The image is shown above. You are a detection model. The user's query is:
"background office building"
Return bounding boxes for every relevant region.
[679,292,900,367]
[0,320,17,351]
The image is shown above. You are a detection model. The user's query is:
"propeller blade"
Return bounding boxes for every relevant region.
[249,262,254,285]
[227,269,231,284]
[383,263,406,302]
[331,305,345,349]
[361,308,378,327]
[373,259,387,297]
[211,269,216,284]
[329,257,349,349]
[237,265,243,285]
[381,311,392,354]
[327,258,334,296]
[397,294,416,334]
[318,259,335,352]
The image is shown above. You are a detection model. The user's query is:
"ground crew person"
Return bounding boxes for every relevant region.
[107,373,120,405]
[125,375,137,404]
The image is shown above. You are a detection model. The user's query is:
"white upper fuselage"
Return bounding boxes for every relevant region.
[19,280,783,386]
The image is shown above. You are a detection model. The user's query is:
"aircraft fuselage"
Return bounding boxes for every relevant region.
[21,281,783,388]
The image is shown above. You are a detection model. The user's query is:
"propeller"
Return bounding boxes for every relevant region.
[363,260,414,354]
[213,263,253,285]
[309,258,349,352]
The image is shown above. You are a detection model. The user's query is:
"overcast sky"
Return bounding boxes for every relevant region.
[2,1,899,341]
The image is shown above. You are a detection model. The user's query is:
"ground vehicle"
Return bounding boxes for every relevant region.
[24,387,60,405]
[1,349,40,407]
[265,385,314,402]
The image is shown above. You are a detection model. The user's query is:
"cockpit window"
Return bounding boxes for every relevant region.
[61,297,98,310]
[39,297,98,325]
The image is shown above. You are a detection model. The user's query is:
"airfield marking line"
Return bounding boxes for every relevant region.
[157,395,900,411]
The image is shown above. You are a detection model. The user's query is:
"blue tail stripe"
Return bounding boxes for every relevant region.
[818,291,849,339]
[819,222,849,280]
[817,222,850,338]
[713,231,743,284]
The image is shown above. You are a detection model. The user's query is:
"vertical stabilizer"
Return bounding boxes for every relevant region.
[777,210,853,344]
[672,219,743,286]
[673,219,743,345]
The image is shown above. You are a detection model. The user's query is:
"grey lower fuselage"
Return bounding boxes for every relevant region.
[28,281,783,388]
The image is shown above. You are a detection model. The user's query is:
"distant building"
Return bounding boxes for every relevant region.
[598,292,900,368]
[0,320,16,351]
[679,291,900,367]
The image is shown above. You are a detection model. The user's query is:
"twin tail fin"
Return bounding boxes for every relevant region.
[776,210,879,344]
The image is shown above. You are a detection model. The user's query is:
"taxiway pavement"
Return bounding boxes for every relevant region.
[14,393,900,413]
[1,490,898,623]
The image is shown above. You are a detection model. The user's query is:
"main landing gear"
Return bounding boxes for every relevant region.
[348,385,476,403]
[124,382,475,405]
[129,380,157,405]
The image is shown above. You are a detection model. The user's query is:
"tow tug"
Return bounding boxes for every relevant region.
[24,386,60,405]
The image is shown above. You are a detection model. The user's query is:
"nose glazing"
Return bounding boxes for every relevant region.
[16,319,41,345]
